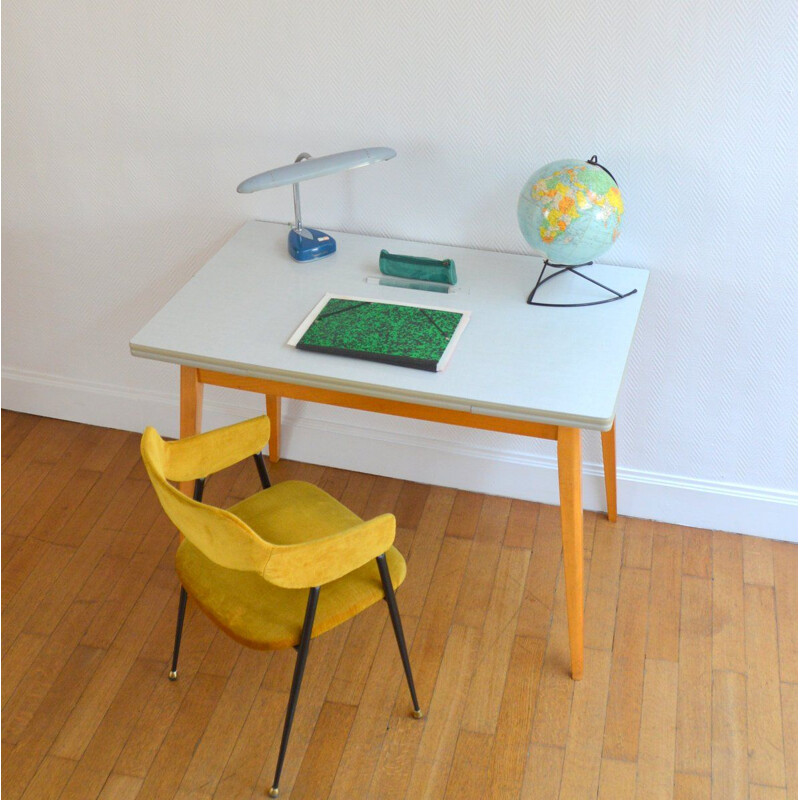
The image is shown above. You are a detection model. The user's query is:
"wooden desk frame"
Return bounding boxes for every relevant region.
[179,364,619,681]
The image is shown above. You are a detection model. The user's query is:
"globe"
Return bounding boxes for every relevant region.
[517,157,624,265]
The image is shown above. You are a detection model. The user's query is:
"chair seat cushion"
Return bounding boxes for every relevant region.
[175,480,406,650]
[176,541,406,649]
[228,480,364,546]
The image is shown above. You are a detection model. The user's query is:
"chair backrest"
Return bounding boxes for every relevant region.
[141,426,273,574]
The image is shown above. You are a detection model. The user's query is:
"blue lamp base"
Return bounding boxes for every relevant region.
[288,228,337,262]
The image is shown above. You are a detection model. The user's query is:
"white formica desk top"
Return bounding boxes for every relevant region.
[130,221,648,431]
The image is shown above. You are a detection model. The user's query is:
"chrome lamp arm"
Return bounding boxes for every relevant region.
[292,153,312,238]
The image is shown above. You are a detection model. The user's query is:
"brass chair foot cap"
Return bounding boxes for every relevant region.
[168,670,178,681]
[412,709,424,719]
[268,788,279,797]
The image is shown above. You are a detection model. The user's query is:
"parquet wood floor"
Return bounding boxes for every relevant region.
[1,411,796,799]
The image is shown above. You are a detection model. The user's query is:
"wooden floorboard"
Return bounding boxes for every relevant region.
[1,410,797,799]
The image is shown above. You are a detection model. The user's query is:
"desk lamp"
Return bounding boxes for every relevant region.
[237,147,396,262]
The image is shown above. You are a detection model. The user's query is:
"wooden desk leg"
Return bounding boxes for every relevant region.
[557,426,584,681]
[179,366,204,496]
[265,395,281,463]
[601,420,617,522]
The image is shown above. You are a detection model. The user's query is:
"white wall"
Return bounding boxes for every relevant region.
[2,0,797,540]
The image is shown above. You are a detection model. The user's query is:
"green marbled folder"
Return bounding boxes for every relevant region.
[379,250,457,285]
[292,295,468,372]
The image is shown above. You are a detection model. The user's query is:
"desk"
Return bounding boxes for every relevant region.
[130,220,648,680]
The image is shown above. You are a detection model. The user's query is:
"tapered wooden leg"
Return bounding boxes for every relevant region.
[179,366,204,496]
[265,395,281,463]
[601,420,617,522]
[557,425,584,681]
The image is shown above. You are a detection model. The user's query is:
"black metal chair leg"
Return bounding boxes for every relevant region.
[168,587,188,680]
[376,554,423,718]
[192,477,206,502]
[253,452,271,489]
[269,586,320,798]
[168,478,204,681]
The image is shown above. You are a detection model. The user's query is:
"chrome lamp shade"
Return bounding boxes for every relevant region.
[237,147,396,262]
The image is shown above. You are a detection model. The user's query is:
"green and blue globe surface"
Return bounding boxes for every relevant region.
[517,159,625,265]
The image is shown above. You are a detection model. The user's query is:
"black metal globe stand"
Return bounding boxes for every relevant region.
[526,259,637,308]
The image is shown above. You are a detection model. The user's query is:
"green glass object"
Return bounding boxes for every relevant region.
[379,250,457,285]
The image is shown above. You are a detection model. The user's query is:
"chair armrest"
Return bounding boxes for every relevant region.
[261,513,396,589]
[163,415,270,483]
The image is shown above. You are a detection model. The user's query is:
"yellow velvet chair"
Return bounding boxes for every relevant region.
[140,415,421,798]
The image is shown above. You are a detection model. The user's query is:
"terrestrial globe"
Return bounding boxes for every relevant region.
[517,157,624,265]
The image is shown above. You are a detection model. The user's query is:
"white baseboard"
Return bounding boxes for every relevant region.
[3,366,796,542]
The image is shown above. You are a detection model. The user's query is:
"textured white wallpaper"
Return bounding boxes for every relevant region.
[2,1,797,532]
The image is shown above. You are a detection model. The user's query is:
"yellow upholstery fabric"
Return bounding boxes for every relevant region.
[141,426,274,574]
[141,425,398,587]
[230,482,396,588]
[229,481,362,544]
[163,415,271,482]
[140,415,407,649]
[176,539,406,649]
